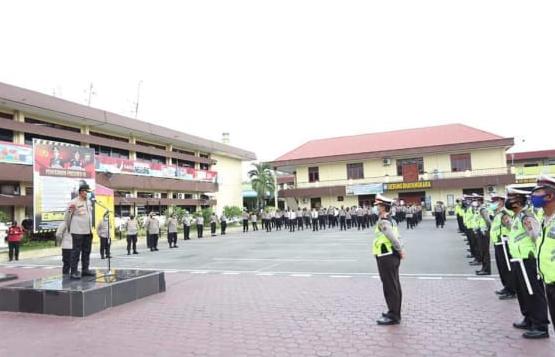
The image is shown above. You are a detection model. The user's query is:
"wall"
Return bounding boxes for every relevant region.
[471,148,507,170]
[212,154,244,214]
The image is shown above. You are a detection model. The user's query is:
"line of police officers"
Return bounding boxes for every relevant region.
[455,174,555,339]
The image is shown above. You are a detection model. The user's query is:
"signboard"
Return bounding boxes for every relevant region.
[95,155,217,182]
[384,181,432,191]
[33,140,96,231]
[516,178,536,184]
[346,183,384,196]
[0,141,33,165]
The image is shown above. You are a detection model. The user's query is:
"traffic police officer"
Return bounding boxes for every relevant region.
[489,193,516,299]
[505,186,549,339]
[531,175,555,336]
[373,194,404,325]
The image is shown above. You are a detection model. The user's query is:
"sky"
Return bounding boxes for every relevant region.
[1,0,554,166]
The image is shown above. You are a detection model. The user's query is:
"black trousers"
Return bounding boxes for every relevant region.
[297,217,303,230]
[184,225,190,240]
[148,234,159,250]
[468,230,480,261]
[546,284,555,335]
[364,215,369,228]
[304,217,311,228]
[127,234,138,253]
[62,248,72,274]
[243,219,249,232]
[328,215,334,228]
[478,231,491,273]
[70,233,92,274]
[347,218,352,229]
[99,237,111,258]
[197,225,203,238]
[221,221,227,235]
[168,232,178,246]
[290,220,295,232]
[312,218,318,231]
[357,217,363,230]
[376,254,402,321]
[8,242,20,261]
[340,216,346,231]
[493,242,515,293]
[512,259,549,330]
[435,213,445,228]
[211,222,217,235]
[319,217,325,230]
[456,215,464,232]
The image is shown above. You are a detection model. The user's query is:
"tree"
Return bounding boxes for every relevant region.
[248,163,275,210]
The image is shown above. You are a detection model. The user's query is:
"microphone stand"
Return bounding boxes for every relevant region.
[92,199,114,276]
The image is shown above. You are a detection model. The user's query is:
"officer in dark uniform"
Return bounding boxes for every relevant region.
[373,194,405,326]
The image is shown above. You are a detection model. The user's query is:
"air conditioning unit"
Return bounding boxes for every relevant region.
[302,198,308,204]
[178,193,186,199]
[487,186,495,193]
[125,193,134,198]
[153,192,162,199]
[383,158,392,166]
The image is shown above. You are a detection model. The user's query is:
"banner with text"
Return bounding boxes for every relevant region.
[33,140,96,232]
[0,141,33,165]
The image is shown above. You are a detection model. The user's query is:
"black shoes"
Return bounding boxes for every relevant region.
[466,255,474,259]
[133,251,139,254]
[81,270,95,277]
[499,293,516,300]
[377,316,400,325]
[476,271,491,276]
[127,252,131,255]
[70,272,81,280]
[174,245,178,248]
[495,288,508,295]
[469,261,481,266]
[523,329,549,339]
[513,319,531,330]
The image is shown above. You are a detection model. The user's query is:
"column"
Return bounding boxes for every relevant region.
[81,125,90,147]
[128,136,137,160]
[13,111,25,144]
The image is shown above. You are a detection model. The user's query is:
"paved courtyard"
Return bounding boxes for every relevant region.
[1,220,554,356]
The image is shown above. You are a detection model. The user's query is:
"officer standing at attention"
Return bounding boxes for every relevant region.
[339,206,347,231]
[488,194,516,299]
[476,199,492,275]
[373,194,405,326]
[242,210,249,233]
[504,186,549,339]
[531,175,555,336]
[183,211,191,240]
[196,214,204,238]
[311,208,319,231]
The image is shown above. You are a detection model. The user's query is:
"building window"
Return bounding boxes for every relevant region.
[0,128,13,142]
[0,112,13,120]
[337,196,344,202]
[396,158,424,175]
[308,167,319,182]
[90,131,129,142]
[200,163,210,171]
[451,153,472,172]
[524,163,539,167]
[172,158,195,168]
[136,152,166,164]
[199,153,210,158]
[25,118,81,133]
[24,133,79,146]
[347,163,364,180]
[90,144,129,159]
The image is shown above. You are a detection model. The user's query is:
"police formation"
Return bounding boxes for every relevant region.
[240,204,423,234]
[455,174,555,339]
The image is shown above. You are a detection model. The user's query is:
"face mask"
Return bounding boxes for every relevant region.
[489,202,499,211]
[505,199,517,211]
[531,194,549,209]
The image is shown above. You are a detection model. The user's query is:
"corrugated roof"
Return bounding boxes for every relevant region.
[0,81,256,161]
[274,124,507,162]
[508,150,555,162]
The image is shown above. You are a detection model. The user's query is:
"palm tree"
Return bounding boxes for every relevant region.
[248,163,275,209]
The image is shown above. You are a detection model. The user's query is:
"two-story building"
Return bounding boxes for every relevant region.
[0,81,256,224]
[269,124,515,212]
[508,149,555,188]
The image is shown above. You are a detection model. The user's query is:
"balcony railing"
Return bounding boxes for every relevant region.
[293,167,511,189]
[513,165,555,177]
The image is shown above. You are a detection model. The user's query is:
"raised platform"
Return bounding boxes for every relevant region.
[0,273,18,282]
[0,269,165,316]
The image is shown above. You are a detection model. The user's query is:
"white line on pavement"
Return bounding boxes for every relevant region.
[330,275,352,278]
[256,273,275,276]
[222,272,241,275]
[417,277,443,280]
[290,274,312,277]
[212,258,358,262]
[467,277,495,281]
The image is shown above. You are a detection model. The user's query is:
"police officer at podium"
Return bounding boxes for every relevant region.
[373,194,405,326]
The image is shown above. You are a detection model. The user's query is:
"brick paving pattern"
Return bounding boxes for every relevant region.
[0,269,553,357]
